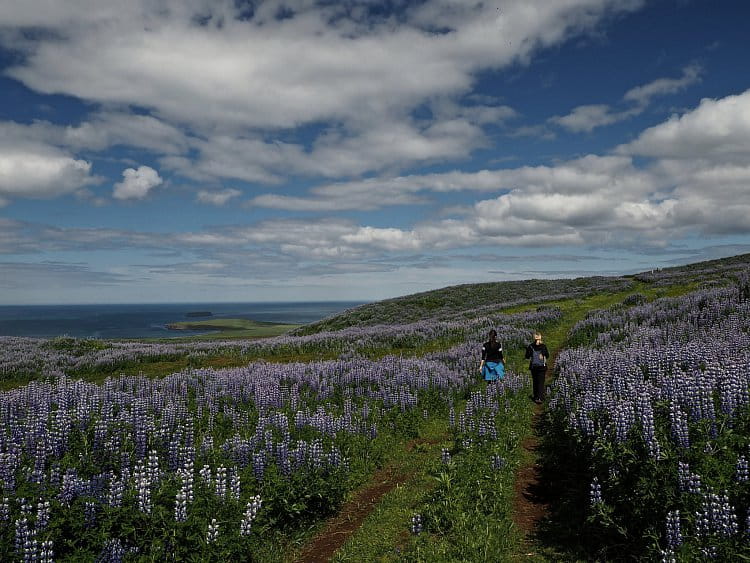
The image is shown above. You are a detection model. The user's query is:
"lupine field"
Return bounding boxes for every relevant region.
[1,254,750,561]
[547,269,750,561]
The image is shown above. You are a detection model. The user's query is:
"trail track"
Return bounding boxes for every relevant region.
[512,404,550,559]
[296,361,558,562]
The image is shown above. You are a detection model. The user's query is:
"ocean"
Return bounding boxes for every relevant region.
[0,301,366,340]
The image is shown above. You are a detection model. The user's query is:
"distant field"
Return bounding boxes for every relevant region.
[166,317,301,338]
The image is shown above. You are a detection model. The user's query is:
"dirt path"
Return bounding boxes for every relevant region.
[294,464,409,563]
[512,404,550,558]
[512,354,559,559]
[293,437,446,563]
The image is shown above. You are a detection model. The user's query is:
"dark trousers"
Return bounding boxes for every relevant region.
[531,367,547,401]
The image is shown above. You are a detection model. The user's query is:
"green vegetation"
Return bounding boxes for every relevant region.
[165,318,301,339]
[2,253,749,561]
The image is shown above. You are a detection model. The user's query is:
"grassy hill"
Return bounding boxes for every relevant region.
[1,252,749,561]
[295,253,750,335]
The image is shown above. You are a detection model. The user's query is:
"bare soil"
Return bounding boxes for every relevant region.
[512,405,550,558]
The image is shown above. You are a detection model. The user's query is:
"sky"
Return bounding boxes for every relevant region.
[1,0,750,305]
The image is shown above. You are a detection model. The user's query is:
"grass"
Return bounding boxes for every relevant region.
[328,417,452,562]
[3,254,747,560]
[164,317,301,339]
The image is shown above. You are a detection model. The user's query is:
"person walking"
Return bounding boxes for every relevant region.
[480,329,505,382]
[525,331,549,404]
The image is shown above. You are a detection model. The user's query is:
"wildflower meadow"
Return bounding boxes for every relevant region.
[1,255,750,561]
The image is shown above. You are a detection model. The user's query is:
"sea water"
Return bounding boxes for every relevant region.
[0,301,365,339]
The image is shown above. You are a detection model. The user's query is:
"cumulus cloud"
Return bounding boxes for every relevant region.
[0,141,98,200]
[165,116,489,184]
[196,188,242,206]
[0,1,653,191]
[617,89,750,161]
[10,84,749,266]
[2,1,640,131]
[248,155,650,212]
[112,166,163,200]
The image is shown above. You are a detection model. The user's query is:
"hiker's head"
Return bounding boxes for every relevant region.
[488,329,497,342]
[533,332,542,343]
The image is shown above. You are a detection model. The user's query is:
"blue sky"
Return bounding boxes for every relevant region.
[1,0,750,304]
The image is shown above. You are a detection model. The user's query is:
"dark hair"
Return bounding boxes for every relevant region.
[488,329,497,343]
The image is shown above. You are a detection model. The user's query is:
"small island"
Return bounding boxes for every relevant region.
[185,311,212,318]
[166,318,301,339]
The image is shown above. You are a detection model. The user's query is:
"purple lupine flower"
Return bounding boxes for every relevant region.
[696,490,739,538]
[206,518,219,543]
[15,517,30,557]
[736,456,749,483]
[441,448,451,465]
[134,461,151,514]
[660,548,676,563]
[98,538,126,563]
[39,539,54,563]
[36,499,51,529]
[590,477,603,506]
[240,495,262,536]
[0,497,9,522]
[665,510,681,548]
[411,513,422,535]
[669,403,690,448]
[174,485,188,523]
[677,461,701,494]
[147,450,160,484]
[229,468,241,501]
[491,455,505,470]
[20,498,33,518]
[215,466,227,499]
[85,500,97,528]
[59,469,78,505]
[252,452,266,481]
[108,477,124,508]
[199,464,212,487]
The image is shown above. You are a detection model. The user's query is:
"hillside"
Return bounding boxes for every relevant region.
[295,252,750,335]
[1,252,749,561]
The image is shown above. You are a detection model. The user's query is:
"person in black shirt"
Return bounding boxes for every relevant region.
[525,331,549,404]
[480,329,505,382]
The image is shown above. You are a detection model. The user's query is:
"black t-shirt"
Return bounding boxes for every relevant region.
[481,341,504,362]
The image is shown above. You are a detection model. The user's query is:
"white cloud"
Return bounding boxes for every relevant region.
[3,1,643,133]
[196,188,242,206]
[248,155,650,212]
[0,141,97,199]
[550,64,703,133]
[618,89,750,161]
[549,104,639,133]
[112,166,163,200]
[0,1,650,189]
[341,227,423,251]
[166,116,489,184]
[623,63,702,107]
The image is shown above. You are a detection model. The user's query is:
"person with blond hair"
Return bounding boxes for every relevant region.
[525,331,549,404]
